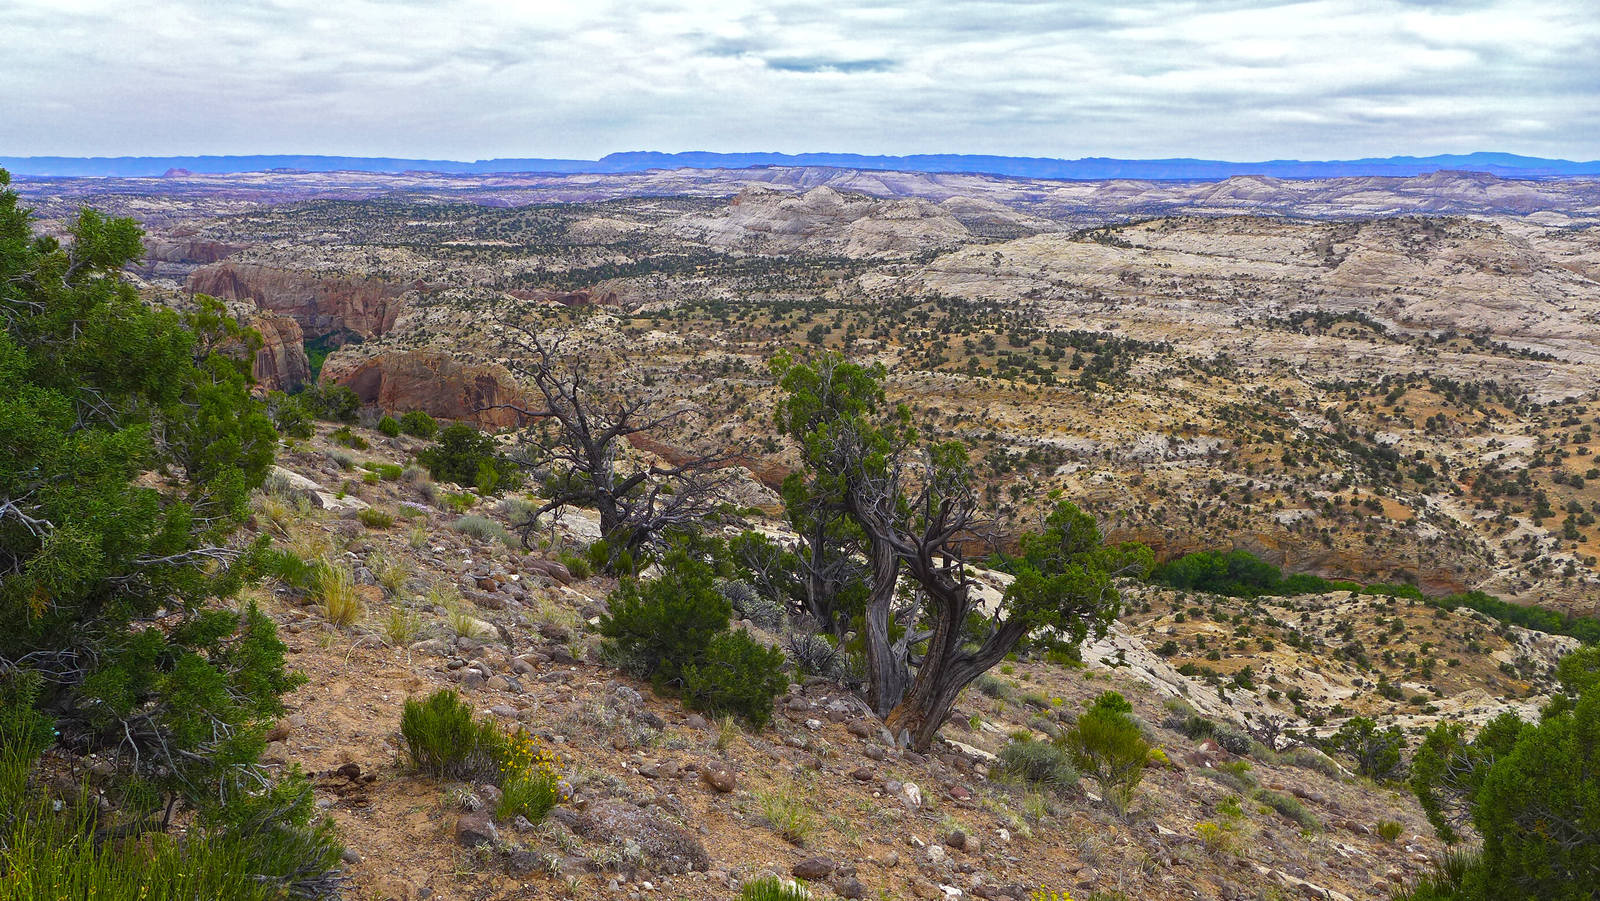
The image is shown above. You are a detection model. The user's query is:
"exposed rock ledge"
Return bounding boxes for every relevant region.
[319,349,530,429]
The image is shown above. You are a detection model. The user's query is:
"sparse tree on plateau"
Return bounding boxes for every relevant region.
[774,351,1150,750]
[492,322,738,568]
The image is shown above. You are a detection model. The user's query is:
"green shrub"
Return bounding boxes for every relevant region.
[493,729,562,825]
[260,548,320,591]
[358,507,395,529]
[452,514,513,546]
[1329,716,1405,781]
[330,425,368,449]
[362,461,404,481]
[599,548,731,687]
[998,737,1079,793]
[417,422,519,493]
[1377,820,1403,842]
[557,551,592,580]
[400,689,504,780]
[399,409,439,439]
[266,390,315,439]
[300,382,361,423]
[1060,691,1150,816]
[740,877,811,900]
[377,415,402,437]
[1257,789,1320,830]
[681,631,789,728]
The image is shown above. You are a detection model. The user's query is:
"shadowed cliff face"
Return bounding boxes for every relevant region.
[188,262,404,343]
[248,312,312,392]
[318,349,529,429]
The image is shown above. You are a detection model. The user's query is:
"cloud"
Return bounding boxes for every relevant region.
[0,0,1594,161]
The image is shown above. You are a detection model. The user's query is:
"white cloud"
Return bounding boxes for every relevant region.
[0,0,1594,159]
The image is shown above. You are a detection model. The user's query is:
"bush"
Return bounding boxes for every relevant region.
[680,631,789,728]
[494,729,562,825]
[740,877,811,900]
[316,563,363,627]
[330,425,368,449]
[358,507,395,529]
[1060,692,1150,816]
[1329,716,1405,781]
[417,422,519,494]
[399,409,439,439]
[377,415,402,437]
[1257,789,1320,831]
[557,551,592,580]
[400,689,504,781]
[452,514,514,546]
[998,737,1079,793]
[299,381,361,423]
[1377,820,1403,842]
[267,390,315,439]
[755,784,816,845]
[599,548,731,687]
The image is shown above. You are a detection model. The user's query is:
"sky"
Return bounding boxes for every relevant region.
[2,0,1597,161]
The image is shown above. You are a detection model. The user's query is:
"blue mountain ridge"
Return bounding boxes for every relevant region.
[3,150,1598,180]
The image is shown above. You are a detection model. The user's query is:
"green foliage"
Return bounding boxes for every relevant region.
[1257,788,1320,831]
[997,736,1079,794]
[266,390,315,439]
[297,381,360,423]
[400,689,505,781]
[681,631,790,727]
[600,549,788,726]
[399,409,439,438]
[739,877,811,900]
[330,425,367,449]
[376,415,401,437]
[599,548,731,686]
[1404,653,1600,900]
[452,514,514,546]
[1378,820,1404,842]
[1060,691,1150,816]
[1431,590,1600,645]
[1329,716,1406,781]
[0,173,305,815]
[1001,503,1153,646]
[358,507,395,529]
[417,422,520,494]
[1151,549,1302,597]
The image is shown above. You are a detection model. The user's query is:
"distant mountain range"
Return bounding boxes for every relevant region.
[4,150,1599,180]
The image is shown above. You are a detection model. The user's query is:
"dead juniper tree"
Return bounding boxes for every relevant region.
[775,352,1151,750]
[491,320,740,569]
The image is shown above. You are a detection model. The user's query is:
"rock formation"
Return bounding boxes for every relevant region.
[188,262,404,342]
[247,311,312,392]
[319,349,529,428]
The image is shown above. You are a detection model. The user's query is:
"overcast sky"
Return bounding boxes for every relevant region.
[2,0,1596,161]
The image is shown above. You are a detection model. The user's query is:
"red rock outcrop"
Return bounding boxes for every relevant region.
[144,238,242,265]
[248,313,312,393]
[319,350,529,429]
[188,262,403,342]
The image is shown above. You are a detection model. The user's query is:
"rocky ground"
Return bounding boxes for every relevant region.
[240,422,1574,901]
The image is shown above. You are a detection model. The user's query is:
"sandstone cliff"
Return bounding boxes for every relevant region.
[247,312,312,392]
[189,262,404,342]
[319,349,529,428]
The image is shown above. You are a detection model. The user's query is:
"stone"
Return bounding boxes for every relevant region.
[898,782,923,809]
[835,876,866,899]
[792,856,837,880]
[570,800,710,874]
[701,767,737,793]
[849,766,875,781]
[455,811,499,847]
